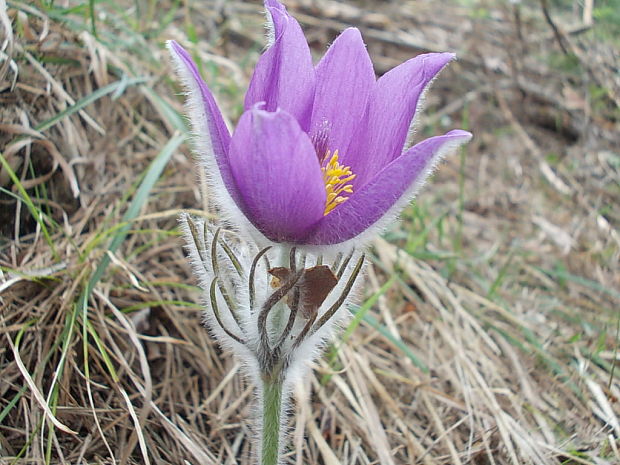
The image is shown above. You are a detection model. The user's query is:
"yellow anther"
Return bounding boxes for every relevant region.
[321,150,356,215]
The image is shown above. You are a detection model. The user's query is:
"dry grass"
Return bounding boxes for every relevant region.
[1,0,618,464]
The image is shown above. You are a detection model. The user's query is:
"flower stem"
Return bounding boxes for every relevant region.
[261,372,284,465]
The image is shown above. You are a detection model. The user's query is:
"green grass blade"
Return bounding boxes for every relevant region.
[141,86,188,132]
[405,209,450,255]
[88,0,97,36]
[322,277,397,384]
[85,318,118,382]
[0,384,29,426]
[75,133,184,379]
[361,313,429,373]
[0,153,58,258]
[487,251,515,299]
[538,265,620,300]
[34,77,147,133]
[87,133,184,291]
[345,276,397,344]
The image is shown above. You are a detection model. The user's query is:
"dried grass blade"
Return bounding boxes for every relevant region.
[149,402,216,465]
[119,387,151,465]
[585,378,620,437]
[348,351,397,465]
[6,335,77,435]
[307,416,340,465]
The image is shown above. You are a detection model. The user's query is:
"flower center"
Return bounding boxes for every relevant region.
[321,150,356,216]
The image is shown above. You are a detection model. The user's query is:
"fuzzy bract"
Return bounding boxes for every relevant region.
[179,214,365,387]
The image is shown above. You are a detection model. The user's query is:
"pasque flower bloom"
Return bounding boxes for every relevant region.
[171,3,473,463]
[168,0,471,247]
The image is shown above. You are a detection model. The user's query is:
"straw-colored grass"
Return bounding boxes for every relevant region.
[1,0,618,464]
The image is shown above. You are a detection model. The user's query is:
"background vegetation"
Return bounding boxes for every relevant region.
[1,0,618,463]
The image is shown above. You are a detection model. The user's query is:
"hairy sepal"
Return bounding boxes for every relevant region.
[167,42,271,248]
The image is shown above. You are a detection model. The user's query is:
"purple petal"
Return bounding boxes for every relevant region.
[307,130,472,245]
[167,41,239,202]
[310,28,375,159]
[265,0,285,11]
[346,53,455,186]
[228,108,326,243]
[245,2,315,131]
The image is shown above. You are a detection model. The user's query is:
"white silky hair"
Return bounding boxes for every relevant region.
[179,210,365,379]
[404,54,456,149]
[264,2,276,47]
[178,214,259,381]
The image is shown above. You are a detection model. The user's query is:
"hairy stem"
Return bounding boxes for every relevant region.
[261,371,284,465]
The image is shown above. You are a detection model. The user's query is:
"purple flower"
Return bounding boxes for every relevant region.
[168,0,471,247]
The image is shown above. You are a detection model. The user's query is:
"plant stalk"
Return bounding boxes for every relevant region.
[261,371,284,465]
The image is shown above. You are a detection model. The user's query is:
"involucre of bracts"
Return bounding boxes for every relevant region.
[180,213,365,388]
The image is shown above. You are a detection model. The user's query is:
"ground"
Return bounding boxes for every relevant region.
[0,0,618,464]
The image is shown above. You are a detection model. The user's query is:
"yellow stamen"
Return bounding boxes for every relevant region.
[321,150,356,216]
